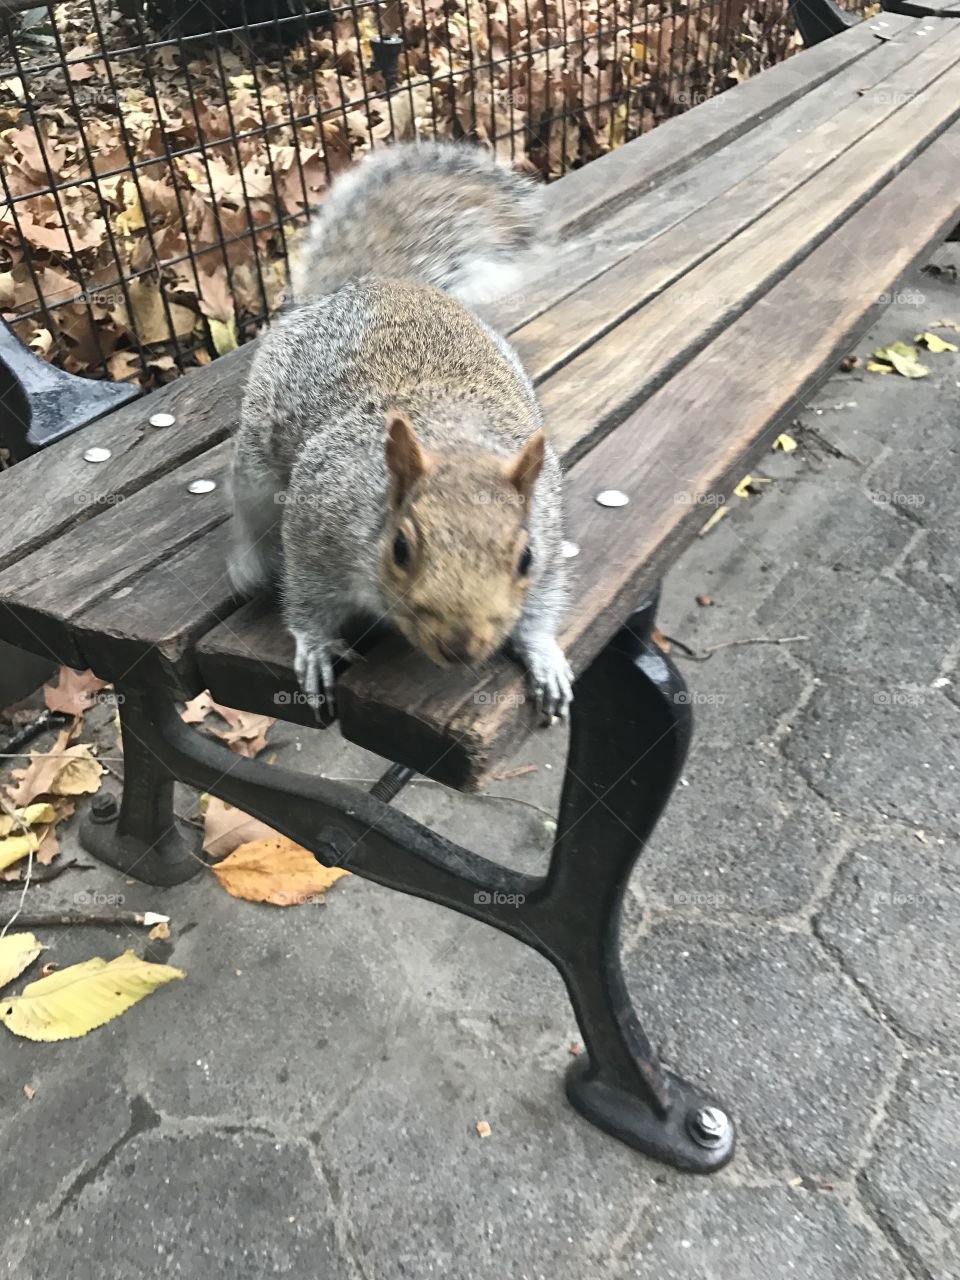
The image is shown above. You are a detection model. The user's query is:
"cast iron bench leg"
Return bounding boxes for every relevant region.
[79,695,204,886]
[78,591,734,1170]
[549,592,734,1170]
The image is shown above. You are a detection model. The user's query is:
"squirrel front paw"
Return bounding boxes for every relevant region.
[292,630,339,720]
[513,634,574,724]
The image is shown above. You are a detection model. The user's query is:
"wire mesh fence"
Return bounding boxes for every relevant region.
[0,0,799,389]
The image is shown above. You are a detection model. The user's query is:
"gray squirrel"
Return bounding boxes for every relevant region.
[229,141,572,720]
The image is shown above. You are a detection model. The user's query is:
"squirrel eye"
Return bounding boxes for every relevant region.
[517,546,533,576]
[393,530,411,568]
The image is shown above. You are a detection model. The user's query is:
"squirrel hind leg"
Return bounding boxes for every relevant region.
[228,460,283,595]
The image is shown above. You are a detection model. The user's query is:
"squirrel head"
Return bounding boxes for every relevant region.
[379,412,545,670]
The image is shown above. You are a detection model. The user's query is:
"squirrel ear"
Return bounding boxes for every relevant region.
[385,412,432,504]
[505,429,546,504]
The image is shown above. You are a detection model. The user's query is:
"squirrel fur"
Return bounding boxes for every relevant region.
[230,141,572,719]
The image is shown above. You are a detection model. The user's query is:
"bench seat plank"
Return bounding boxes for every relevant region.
[513,20,956,385]
[536,24,960,460]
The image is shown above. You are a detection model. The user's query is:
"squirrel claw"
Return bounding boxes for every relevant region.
[293,630,337,721]
[519,638,573,725]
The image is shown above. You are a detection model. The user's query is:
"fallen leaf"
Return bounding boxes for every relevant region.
[915,331,958,354]
[872,342,928,379]
[773,432,797,453]
[44,667,111,715]
[208,316,238,355]
[489,763,538,782]
[182,693,274,758]
[866,360,893,374]
[202,795,281,859]
[115,181,146,235]
[0,833,40,873]
[0,932,43,989]
[23,1084,35,1100]
[475,1119,492,1138]
[211,835,351,906]
[699,505,729,536]
[148,920,171,941]
[0,803,56,837]
[6,726,103,806]
[0,950,185,1041]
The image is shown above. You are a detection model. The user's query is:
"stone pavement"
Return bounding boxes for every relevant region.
[1,246,958,1280]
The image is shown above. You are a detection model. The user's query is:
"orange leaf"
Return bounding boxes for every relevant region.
[211,836,350,906]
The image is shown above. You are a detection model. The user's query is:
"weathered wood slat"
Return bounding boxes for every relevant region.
[328,122,960,788]
[491,13,922,336]
[511,20,956,381]
[0,442,232,666]
[535,26,960,460]
[543,14,901,235]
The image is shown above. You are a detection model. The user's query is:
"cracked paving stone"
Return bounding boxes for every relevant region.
[622,924,897,1179]
[782,677,960,836]
[314,1017,659,1280]
[0,1064,134,1236]
[633,745,845,919]
[14,1131,351,1280]
[818,831,960,1046]
[859,1053,960,1279]
[614,1185,906,1280]
[125,871,445,1126]
[754,572,951,689]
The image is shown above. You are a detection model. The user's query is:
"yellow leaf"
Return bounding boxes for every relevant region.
[866,360,893,374]
[212,835,350,906]
[0,950,185,1041]
[872,343,928,379]
[208,316,238,355]
[51,753,103,797]
[0,803,56,837]
[773,433,797,453]
[733,475,754,498]
[0,832,39,872]
[0,933,43,990]
[915,331,958,354]
[698,505,729,536]
[115,180,146,235]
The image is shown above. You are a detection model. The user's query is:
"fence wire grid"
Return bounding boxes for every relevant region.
[0,0,801,389]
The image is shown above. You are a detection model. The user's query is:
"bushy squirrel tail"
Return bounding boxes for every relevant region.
[287,141,543,308]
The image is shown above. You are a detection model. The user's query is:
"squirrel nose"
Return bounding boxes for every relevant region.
[438,629,475,665]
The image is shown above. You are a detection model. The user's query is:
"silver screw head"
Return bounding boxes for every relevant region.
[83,446,111,463]
[187,478,217,494]
[596,489,629,508]
[561,540,580,559]
[149,411,176,428]
[688,1105,730,1147]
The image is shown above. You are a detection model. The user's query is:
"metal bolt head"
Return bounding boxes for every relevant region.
[149,411,176,428]
[83,446,111,463]
[596,489,629,508]
[187,479,217,494]
[688,1105,730,1148]
[90,792,119,821]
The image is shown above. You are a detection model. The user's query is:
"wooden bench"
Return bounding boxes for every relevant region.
[2,10,959,1173]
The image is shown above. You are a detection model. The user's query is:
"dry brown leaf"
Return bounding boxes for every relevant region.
[148,920,171,941]
[211,836,350,906]
[6,726,103,807]
[202,795,281,859]
[44,667,111,716]
[182,692,274,758]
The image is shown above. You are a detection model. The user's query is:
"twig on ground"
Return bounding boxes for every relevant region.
[673,634,810,662]
[0,859,89,889]
[0,710,72,757]
[7,910,170,928]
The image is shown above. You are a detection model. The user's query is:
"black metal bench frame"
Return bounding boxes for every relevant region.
[80,589,734,1173]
